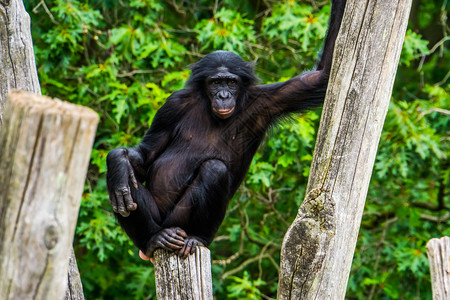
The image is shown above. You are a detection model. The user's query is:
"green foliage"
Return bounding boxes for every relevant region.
[263,1,329,50]
[196,8,256,52]
[227,271,266,299]
[401,29,429,67]
[24,0,449,299]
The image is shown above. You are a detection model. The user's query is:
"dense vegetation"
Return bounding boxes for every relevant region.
[24,0,449,299]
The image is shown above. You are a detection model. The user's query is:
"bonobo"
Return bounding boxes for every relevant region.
[107,0,346,259]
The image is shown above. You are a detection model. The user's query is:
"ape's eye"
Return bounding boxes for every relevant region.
[228,80,236,86]
[213,80,221,85]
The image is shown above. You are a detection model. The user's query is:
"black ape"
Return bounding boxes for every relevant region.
[107,0,346,258]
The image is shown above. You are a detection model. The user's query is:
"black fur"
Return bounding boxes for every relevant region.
[106,0,346,258]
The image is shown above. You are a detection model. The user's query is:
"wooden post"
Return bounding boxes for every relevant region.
[154,247,213,299]
[65,249,86,300]
[426,237,450,300]
[0,91,98,300]
[0,0,41,124]
[1,1,86,298]
[277,0,412,299]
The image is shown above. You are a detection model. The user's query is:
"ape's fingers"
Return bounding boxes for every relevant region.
[177,243,188,257]
[168,229,186,242]
[187,239,198,256]
[114,191,129,217]
[124,192,137,211]
[114,186,135,216]
[109,194,119,213]
[179,239,197,258]
[175,228,188,238]
[161,239,183,250]
[189,240,198,255]
[162,234,185,246]
[128,163,139,190]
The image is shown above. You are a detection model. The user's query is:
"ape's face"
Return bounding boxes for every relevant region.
[206,67,240,119]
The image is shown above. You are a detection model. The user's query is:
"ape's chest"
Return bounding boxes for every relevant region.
[177,123,251,152]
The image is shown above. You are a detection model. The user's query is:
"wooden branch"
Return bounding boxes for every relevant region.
[427,237,450,300]
[0,91,98,300]
[277,1,412,299]
[0,0,41,123]
[154,247,213,299]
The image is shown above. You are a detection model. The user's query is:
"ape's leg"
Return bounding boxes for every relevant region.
[116,182,185,254]
[156,159,231,258]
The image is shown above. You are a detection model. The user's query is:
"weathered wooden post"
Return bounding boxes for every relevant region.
[0,91,98,299]
[1,1,87,298]
[154,247,213,299]
[0,0,41,124]
[426,237,450,300]
[277,0,412,299]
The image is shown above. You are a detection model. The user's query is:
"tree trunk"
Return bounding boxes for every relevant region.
[277,0,412,299]
[0,91,98,299]
[65,249,86,300]
[154,247,213,299]
[0,0,41,124]
[1,1,86,298]
[426,237,450,300]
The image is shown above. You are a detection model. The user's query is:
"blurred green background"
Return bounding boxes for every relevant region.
[23,0,449,299]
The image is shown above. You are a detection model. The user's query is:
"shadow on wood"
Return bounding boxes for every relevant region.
[154,246,213,300]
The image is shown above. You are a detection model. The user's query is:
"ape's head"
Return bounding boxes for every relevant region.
[187,51,259,119]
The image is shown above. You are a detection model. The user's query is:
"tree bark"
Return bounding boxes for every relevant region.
[0,91,98,299]
[154,247,213,299]
[426,237,450,300]
[65,249,86,300]
[0,0,41,124]
[277,0,412,299]
[1,1,86,298]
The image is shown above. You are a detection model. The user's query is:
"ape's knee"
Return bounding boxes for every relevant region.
[198,160,230,192]
[201,159,228,177]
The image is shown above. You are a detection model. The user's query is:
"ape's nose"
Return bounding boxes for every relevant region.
[218,90,231,101]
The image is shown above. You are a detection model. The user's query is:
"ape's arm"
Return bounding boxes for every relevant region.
[253,0,346,118]
[316,0,347,73]
[106,94,183,217]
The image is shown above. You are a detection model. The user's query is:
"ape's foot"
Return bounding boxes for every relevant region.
[139,250,155,263]
[177,236,205,258]
[145,227,187,258]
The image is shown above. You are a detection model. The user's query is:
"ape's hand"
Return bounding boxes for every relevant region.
[106,148,138,217]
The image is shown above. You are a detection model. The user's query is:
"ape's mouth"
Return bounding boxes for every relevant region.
[213,107,235,118]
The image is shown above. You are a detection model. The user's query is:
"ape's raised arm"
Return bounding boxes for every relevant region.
[253,0,346,118]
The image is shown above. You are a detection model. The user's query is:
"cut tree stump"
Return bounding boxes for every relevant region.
[0,91,98,300]
[1,1,86,298]
[154,247,213,299]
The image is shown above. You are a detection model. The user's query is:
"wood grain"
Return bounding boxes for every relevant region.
[0,91,98,300]
[278,1,412,299]
[154,247,213,299]
[0,0,41,124]
[427,237,450,300]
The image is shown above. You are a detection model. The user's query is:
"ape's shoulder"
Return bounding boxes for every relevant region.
[166,89,194,102]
